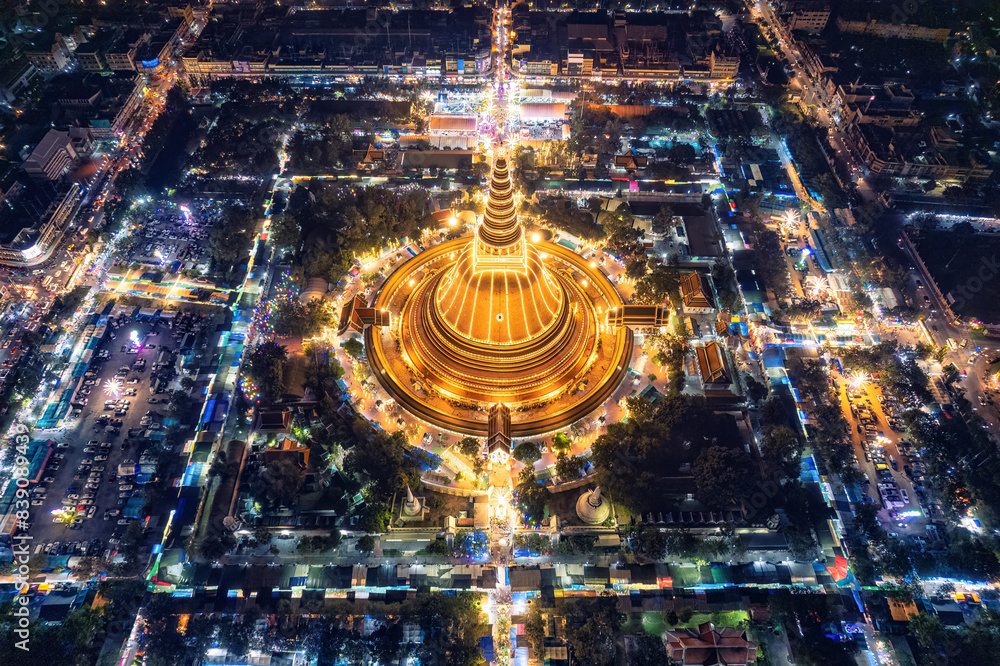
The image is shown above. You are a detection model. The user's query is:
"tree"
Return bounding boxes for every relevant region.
[625,257,648,280]
[209,204,254,272]
[253,456,305,508]
[591,394,741,511]
[199,535,229,560]
[667,143,697,165]
[424,539,451,556]
[692,446,756,508]
[909,612,946,650]
[551,432,572,453]
[525,598,545,656]
[342,338,364,359]
[564,594,622,666]
[72,556,101,580]
[745,376,768,403]
[512,441,541,463]
[632,265,681,305]
[359,501,391,534]
[516,468,549,524]
[555,453,587,480]
[600,204,644,259]
[273,299,334,337]
[245,341,288,404]
[627,634,671,666]
[253,526,272,545]
[358,535,376,553]
[167,389,193,418]
[457,437,481,458]
[761,425,801,476]
[345,429,422,497]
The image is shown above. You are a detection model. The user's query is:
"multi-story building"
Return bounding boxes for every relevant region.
[25,40,70,73]
[836,83,921,128]
[104,30,151,71]
[22,129,79,181]
[845,123,993,182]
[0,183,81,266]
[0,57,37,104]
[74,43,105,71]
[784,1,830,34]
[836,17,950,42]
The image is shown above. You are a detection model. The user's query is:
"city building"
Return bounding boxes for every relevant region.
[25,39,70,73]
[664,622,758,665]
[22,129,81,181]
[0,182,81,266]
[0,57,37,104]
[835,17,950,42]
[695,340,736,396]
[104,30,151,71]
[844,123,993,182]
[487,403,511,464]
[784,1,830,34]
[836,83,921,128]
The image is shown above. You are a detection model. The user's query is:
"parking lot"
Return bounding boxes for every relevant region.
[28,314,181,557]
[835,373,934,541]
[125,203,212,271]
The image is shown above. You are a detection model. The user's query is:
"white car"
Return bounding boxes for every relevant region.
[119,485,133,491]
[901,489,910,504]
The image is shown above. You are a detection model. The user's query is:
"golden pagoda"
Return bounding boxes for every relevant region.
[366,156,632,436]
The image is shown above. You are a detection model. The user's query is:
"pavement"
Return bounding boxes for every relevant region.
[27,315,200,554]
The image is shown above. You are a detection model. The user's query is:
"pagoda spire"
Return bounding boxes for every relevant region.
[478,156,521,249]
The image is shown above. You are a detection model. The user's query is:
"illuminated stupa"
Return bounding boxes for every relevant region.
[366,156,632,436]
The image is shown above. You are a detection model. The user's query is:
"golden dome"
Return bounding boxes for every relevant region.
[434,156,564,344]
[365,155,633,436]
[435,243,563,344]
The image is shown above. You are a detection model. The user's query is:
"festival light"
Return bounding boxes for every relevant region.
[805,275,829,299]
[104,378,123,397]
[780,209,800,232]
[848,371,870,391]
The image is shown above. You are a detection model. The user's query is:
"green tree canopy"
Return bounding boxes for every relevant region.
[512,441,542,463]
[245,341,288,404]
[591,394,742,511]
[692,445,757,508]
